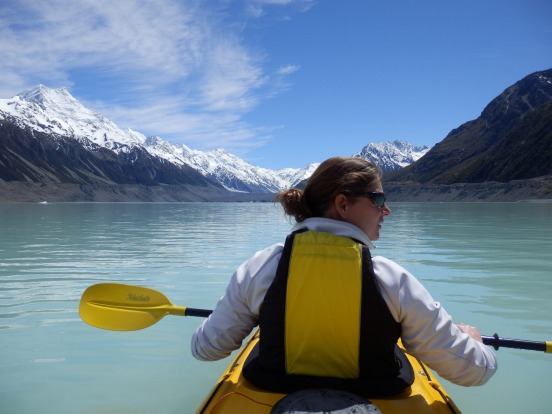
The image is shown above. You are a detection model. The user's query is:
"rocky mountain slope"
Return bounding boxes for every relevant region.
[384,69,552,185]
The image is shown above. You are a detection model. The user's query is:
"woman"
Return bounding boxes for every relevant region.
[191,157,496,395]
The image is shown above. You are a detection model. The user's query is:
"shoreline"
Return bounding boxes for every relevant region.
[1,176,551,203]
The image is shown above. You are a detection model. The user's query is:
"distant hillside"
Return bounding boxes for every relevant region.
[384,68,552,184]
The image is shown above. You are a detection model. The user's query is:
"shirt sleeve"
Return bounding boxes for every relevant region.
[372,256,497,386]
[190,243,283,361]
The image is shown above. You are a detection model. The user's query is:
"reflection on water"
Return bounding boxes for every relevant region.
[0,202,551,414]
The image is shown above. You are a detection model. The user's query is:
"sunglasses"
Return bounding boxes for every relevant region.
[359,191,387,208]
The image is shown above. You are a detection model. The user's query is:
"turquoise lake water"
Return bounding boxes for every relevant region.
[1,202,551,413]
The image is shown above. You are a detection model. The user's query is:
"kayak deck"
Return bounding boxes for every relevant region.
[196,331,460,413]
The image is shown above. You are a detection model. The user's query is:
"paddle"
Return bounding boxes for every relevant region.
[79,283,551,353]
[79,282,211,331]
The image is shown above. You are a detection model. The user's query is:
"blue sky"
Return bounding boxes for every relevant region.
[1,0,551,169]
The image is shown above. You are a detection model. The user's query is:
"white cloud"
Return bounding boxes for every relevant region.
[198,35,267,112]
[245,0,315,19]
[277,64,300,76]
[0,0,206,90]
[89,93,275,153]
[0,0,306,155]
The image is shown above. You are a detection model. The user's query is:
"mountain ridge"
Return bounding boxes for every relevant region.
[1,85,425,194]
[2,68,551,202]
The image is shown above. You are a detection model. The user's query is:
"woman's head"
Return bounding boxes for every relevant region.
[276,157,390,239]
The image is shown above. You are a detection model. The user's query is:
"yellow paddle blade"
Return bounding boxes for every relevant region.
[79,283,186,331]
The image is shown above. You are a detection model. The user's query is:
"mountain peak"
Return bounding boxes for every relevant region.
[480,68,552,130]
[18,85,77,110]
[1,84,145,149]
[353,140,430,173]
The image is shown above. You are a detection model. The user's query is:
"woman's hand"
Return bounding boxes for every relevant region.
[456,323,483,343]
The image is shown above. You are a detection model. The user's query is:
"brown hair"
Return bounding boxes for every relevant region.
[275,157,382,222]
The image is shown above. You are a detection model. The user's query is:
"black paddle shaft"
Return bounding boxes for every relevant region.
[186,308,213,318]
[482,333,547,352]
[180,306,550,353]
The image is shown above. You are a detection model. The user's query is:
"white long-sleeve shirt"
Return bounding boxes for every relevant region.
[191,217,497,386]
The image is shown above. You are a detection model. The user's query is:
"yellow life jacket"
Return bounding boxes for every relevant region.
[258,230,402,380]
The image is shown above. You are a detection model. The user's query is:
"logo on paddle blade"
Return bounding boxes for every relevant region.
[127,293,150,302]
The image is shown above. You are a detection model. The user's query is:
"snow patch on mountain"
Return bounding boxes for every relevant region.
[179,146,319,192]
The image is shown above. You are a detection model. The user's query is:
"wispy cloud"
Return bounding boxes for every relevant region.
[245,0,315,19]
[0,0,307,154]
[277,64,300,76]
[1,1,201,90]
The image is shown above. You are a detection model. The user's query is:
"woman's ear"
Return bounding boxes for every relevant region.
[333,193,349,219]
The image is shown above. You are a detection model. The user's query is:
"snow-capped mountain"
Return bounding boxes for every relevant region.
[353,140,430,173]
[0,85,316,192]
[179,146,319,193]
[0,85,146,152]
[0,85,425,193]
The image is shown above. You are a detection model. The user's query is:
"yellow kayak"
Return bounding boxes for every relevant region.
[196,330,460,414]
